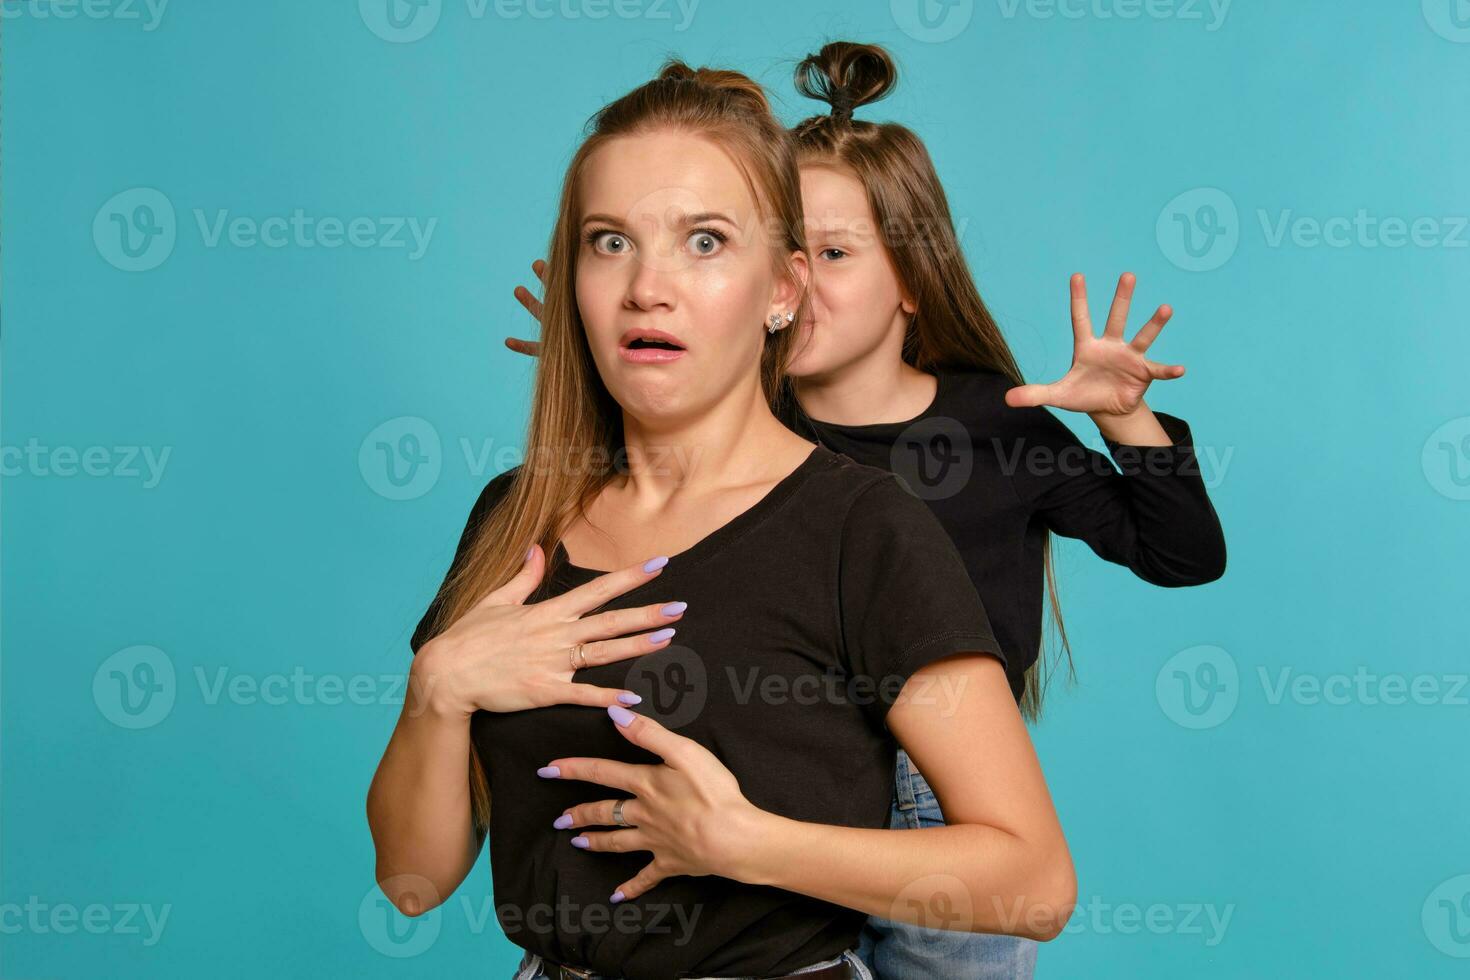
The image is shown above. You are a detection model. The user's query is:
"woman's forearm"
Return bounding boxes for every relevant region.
[365,648,482,914]
[729,810,1075,941]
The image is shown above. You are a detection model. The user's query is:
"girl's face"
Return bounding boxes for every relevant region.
[575,130,803,426]
[786,164,915,380]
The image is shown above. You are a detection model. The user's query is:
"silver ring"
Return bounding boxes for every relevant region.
[612,798,633,828]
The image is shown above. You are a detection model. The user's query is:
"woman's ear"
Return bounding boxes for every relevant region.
[770,249,810,320]
[899,289,917,316]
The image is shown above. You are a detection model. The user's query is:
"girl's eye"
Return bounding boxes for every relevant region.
[687,230,726,256]
[820,248,847,261]
[590,231,629,254]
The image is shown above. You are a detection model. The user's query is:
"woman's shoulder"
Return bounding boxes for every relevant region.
[802,445,934,522]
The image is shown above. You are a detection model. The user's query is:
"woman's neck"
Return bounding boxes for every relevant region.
[618,377,811,502]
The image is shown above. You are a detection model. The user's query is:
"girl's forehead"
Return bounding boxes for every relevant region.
[800,166,876,237]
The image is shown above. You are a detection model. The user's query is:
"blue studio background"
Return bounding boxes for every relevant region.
[4,1,1467,977]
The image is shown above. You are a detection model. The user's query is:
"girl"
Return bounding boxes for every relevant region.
[369,60,1075,980]
[508,42,1225,980]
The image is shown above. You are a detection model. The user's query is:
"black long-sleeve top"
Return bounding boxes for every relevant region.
[785,368,1227,704]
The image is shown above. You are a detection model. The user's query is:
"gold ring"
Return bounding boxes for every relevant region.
[569,643,586,671]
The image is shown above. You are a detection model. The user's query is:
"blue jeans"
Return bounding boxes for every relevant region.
[511,947,873,980]
[854,749,1040,980]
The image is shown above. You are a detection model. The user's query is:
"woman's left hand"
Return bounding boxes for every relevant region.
[1005,272,1185,418]
[540,706,765,902]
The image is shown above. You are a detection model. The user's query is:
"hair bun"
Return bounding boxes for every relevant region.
[794,41,897,124]
[656,59,772,114]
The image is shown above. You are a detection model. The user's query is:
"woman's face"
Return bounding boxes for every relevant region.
[575,130,802,426]
[785,164,915,380]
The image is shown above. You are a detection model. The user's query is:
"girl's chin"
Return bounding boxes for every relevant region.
[782,347,824,379]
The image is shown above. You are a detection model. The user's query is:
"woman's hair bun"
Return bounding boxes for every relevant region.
[793,41,897,124]
[656,59,771,113]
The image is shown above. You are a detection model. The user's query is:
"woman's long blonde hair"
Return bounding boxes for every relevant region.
[420,61,810,830]
[791,41,1075,721]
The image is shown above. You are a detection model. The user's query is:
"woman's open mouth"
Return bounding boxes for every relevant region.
[618,328,687,364]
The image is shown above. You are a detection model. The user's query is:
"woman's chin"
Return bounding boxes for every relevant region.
[609,379,695,428]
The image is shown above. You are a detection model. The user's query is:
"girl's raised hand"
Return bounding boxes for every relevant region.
[414,546,686,716]
[543,708,763,903]
[1004,272,1185,417]
[505,258,546,358]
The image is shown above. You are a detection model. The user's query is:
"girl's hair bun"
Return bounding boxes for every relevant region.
[793,41,897,124]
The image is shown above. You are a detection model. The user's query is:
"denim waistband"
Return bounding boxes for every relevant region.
[512,946,870,980]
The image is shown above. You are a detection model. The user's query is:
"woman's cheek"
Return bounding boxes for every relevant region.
[690,262,761,340]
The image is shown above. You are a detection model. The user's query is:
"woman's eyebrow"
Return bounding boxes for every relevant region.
[579,210,740,228]
[680,210,739,228]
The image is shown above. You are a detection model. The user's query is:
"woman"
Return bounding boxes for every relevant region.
[368,60,1075,980]
[509,43,1225,979]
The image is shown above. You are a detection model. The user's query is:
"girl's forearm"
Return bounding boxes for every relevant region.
[1088,401,1172,446]
[728,810,1074,941]
[365,653,482,914]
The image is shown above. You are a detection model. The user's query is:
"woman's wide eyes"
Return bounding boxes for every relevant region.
[589,231,723,256]
[820,248,847,261]
[688,231,723,256]
[592,232,629,254]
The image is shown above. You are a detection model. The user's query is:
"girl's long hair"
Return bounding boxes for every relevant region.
[791,41,1074,721]
[419,61,809,830]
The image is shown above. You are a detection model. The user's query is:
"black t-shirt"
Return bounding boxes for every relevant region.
[783,368,1227,703]
[409,445,1002,978]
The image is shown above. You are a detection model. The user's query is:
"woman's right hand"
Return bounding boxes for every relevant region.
[505,258,546,357]
[414,544,684,717]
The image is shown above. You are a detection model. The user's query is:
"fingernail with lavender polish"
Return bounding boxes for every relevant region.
[617,692,642,705]
[648,628,676,645]
[660,601,687,617]
[607,705,637,728]
[536,766,561,779]
[643,556,669,573]
[571,836,590,849]
[553,814,574,830]
[610,890,626,904]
